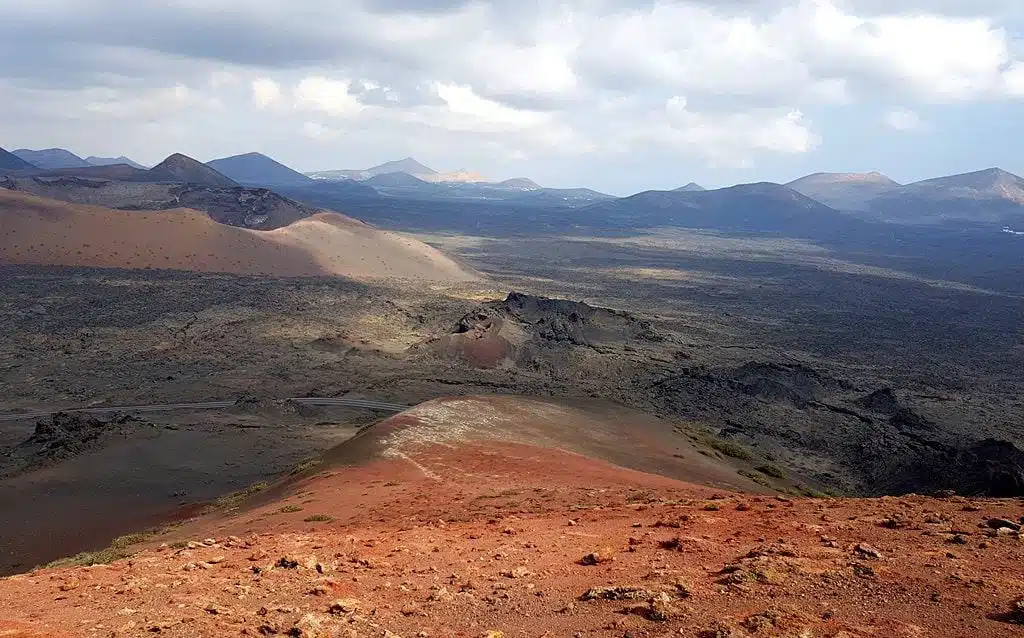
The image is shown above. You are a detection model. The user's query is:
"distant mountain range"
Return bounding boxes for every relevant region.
[3,144,1022,230]
[788,168,1024,225]
[11,148,148,171]
[13,148,91,169]
[308,157,486,184]
[585,182,839,234]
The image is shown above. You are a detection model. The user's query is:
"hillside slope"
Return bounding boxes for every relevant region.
[0,396,1021,636]
[2,175,321,230]
[0,147,37,171]
[0,190,479,280]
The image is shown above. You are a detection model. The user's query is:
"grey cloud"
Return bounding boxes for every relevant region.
[360,0,471,13]
[0,2,351,71]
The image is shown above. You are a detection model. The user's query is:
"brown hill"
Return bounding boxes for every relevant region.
[786,171,901,210]
[1,175,321,230]
[0,190,478,280]
[0,396,1021,636]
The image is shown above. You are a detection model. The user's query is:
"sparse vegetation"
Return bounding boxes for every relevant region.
[704,437,754,461]
[303,514,335,523]
[289,456,321,475]
[738,469,773,488]
[795,485,831,499]
[278,505,303,513]
[755,463,788,479]
[208,480,270,512]
[43,530,158,569]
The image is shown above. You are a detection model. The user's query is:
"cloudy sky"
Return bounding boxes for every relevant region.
[1,0,1022,194]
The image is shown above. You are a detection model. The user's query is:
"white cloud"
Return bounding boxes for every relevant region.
[431,83,548,131]
[652,97,819,165]
[82,83,219,120]
[251,77,282,108]
[301,121,331,140]
[294,76,364,117]
[1004,62,1024,95]
[883,107,924,131]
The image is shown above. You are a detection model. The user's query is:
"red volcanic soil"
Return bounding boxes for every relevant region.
[1,397,1022,637]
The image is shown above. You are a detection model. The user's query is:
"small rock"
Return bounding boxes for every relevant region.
[1007,597,1024,624]
[581,586,654,601]
[501,566,532,579]
[328,599,360,615]
[855,543,883,560]
[742,609,780,632]
[58,580,80,592]
[987,518,1021,532]
[204,602,231,615]
[580,548,614,565]
[292,613,331,638]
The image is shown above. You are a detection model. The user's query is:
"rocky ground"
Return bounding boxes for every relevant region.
[2,261,1020,499]
[1,432,1022,637]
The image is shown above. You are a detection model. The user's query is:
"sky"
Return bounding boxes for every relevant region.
[0,0,1022,195]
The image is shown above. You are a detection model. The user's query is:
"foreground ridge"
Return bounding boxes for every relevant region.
[1,420,1022,636]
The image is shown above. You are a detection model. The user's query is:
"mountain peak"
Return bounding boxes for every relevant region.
[910,167,1024,189]
[788,172,900,187]
[674,182,706,192]
[206,152,312,187]
[497,177,542,190]
[85,156,148,170]
[367,158,437,176]
[150,153,238,187]
[786,172,902,210]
